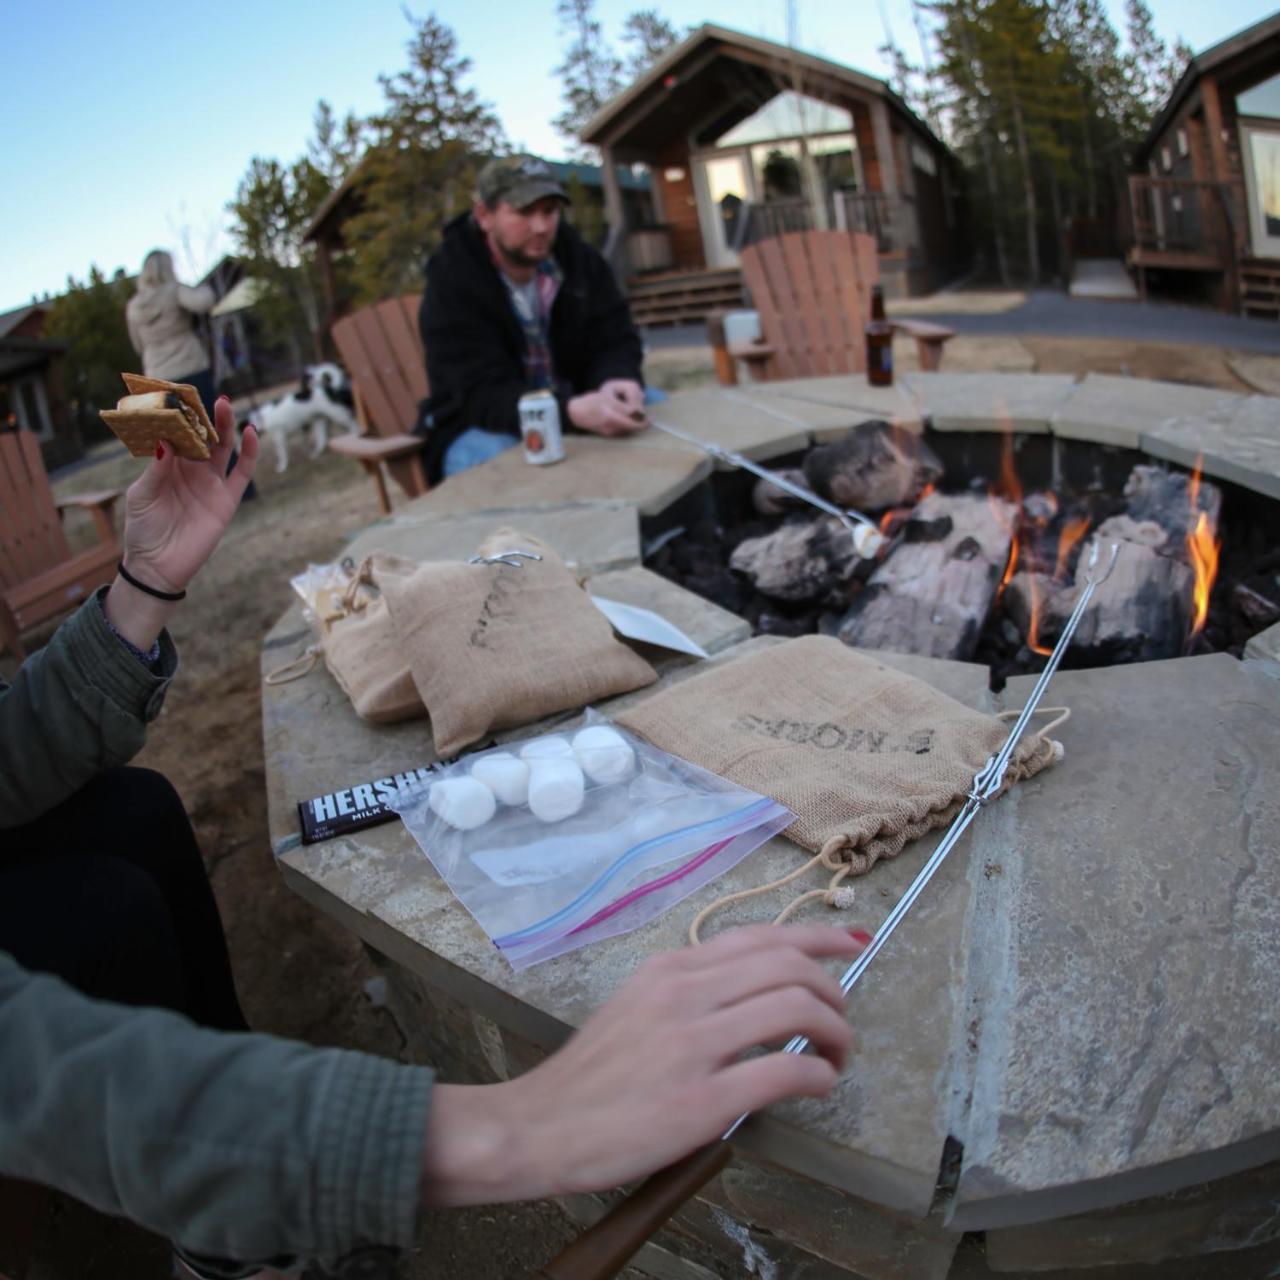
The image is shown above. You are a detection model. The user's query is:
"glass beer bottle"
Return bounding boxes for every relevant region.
[865,284,893,387]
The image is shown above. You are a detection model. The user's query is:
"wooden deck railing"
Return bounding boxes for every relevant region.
[1126,176,1236,267]
[737,192,917,256]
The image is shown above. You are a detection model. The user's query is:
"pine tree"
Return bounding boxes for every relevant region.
[307,100,366,185]
[44,267,138,422]
[227,154,332,364]
[553,0,624,149]
[1123,0,1187,139]
[342,11,506,301]
[621,9,681,77]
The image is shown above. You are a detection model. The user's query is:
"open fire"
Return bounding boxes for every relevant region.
[646,420,1270,687]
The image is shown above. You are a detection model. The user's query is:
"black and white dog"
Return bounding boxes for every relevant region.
[254,363,361,474]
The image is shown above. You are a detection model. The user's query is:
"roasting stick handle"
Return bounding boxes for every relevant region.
[530,1141,733,1280]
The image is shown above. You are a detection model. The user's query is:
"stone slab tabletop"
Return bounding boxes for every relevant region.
[1144,393,1280,501]
[949,653,1280,1229]
[901,372,1078,435]
[343,501,641,575]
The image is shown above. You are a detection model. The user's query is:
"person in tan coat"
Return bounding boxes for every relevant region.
[125,249,217,403]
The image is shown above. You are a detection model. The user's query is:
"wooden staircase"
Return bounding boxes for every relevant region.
[1240,259,1280,319]
[627,267,745,327]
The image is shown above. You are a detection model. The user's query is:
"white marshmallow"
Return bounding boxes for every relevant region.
[572,725,636,786]
[527,759,585,822]
[519,735,575,763]
[470,752,530,806]
[428,777,497,830]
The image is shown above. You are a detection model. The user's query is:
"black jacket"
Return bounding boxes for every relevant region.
[417,212,643,482]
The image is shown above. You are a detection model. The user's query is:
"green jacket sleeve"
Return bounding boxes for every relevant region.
[0,589,177,828]
[0,951,432,1262]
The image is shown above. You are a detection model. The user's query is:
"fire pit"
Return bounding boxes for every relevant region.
[644,420,1278,687]
[261,372,1280,1280]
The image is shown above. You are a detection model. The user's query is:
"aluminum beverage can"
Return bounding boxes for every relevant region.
[518,390,565,465]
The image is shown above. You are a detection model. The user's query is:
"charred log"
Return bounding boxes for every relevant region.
[803,421,943,513]
[836,492,1016,660]
[730,515,863,605]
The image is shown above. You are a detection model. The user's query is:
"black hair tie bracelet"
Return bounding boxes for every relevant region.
[117,561,186,602]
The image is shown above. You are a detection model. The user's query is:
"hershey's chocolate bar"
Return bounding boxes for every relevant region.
[296,742,497,845]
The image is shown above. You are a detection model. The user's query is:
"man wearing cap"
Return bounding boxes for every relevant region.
[418,154,649,480]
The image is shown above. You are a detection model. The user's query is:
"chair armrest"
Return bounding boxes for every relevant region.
[327,434,423,462]
[893,320,955,373]
[55,490,122,544]
[727,341,774,362]
[894,319,956,341]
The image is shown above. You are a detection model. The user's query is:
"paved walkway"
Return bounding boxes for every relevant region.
[643,289,1280,353]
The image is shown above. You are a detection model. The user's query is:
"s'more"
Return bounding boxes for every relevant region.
[99,373,219,461]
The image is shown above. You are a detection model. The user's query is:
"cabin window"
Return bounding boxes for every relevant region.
[1177,128,1188,157]
[1237,72,1280,120]
[714,92,853,147]
[1161,146,1172,170]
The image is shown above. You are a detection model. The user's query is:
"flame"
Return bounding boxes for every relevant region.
[1185,455,1220,642]
[992,428,1021,598]
[1025,571,1054,656]
[1187,510,1219,639]
[1054,515,1090,580]
[878,482,939,535]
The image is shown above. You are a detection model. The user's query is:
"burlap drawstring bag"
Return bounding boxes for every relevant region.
[376,527,658,757]
[318,552,425,722]
[615,636,1064,939]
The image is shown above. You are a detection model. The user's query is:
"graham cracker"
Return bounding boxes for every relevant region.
[99,407,211,460]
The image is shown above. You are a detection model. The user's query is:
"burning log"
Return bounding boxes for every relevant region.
[803,420,943,513]
[752,468,810,516]
[1003,464,1223,663]
[836,492,1016,660]
[730,515,862,604]
[1006,515,1194,663]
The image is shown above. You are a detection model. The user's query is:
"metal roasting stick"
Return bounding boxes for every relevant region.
[647,418,886,559]
[532,540,1121,1280]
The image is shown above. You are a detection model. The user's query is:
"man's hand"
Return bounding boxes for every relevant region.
[567,378,649,437]
[419,925,865,1207]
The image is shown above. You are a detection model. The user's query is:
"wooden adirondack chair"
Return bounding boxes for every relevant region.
[709,229,955,385]
[0,429,122,659]
[327,295,430,515]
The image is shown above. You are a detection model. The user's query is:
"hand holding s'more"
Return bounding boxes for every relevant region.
[100,373,219,460]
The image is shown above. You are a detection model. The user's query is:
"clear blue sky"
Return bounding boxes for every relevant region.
[3,0,1266,310]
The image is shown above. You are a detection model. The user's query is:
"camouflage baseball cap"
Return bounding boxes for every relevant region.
[476,154,569,209]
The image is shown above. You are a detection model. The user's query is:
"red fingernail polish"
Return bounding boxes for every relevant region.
[155,444,165,460]
[216,394,229,406]
[849,929,873,946]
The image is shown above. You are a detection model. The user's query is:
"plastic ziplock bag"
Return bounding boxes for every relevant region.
[389,709,791,969]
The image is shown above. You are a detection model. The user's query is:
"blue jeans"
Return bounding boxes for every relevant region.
[441,389,669,479]
[442,428,520,477]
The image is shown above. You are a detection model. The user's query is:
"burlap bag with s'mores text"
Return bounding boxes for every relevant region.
[376,528,658,757]
[616,635,1061,878]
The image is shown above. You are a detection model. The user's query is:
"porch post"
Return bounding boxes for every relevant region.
[600,145,628,238]
[1200,79,1241,312]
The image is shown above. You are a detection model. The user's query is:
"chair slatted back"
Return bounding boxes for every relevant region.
[739,230,880,381]
[0,431,72,593]
[330,295,428,438]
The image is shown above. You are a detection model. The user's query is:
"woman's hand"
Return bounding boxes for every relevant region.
[121,396,258,594]
[419,924,866,1207]
[103,397,258,650]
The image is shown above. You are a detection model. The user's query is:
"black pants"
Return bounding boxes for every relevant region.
[0,766,247,1032]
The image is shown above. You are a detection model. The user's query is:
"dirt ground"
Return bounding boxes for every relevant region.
[15,332,1274,1279]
